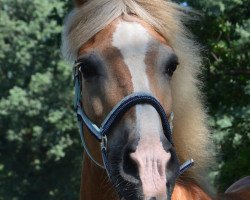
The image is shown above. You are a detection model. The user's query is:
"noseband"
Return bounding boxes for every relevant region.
[73,63,194,178]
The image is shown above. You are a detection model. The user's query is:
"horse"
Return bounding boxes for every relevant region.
[61,0,250,199]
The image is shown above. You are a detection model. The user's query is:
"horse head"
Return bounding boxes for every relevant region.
[62,0,213,199]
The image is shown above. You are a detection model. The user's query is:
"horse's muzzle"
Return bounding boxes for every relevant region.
[117,136,179,200]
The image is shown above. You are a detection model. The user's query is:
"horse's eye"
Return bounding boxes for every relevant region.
[165,56,179,77]
[79,63,99,79]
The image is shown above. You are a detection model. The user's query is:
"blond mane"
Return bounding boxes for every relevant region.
[62,0,214,194]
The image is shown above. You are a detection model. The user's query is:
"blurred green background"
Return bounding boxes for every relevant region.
[0,0,249,199]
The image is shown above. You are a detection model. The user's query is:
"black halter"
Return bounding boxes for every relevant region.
[73,63,194,178]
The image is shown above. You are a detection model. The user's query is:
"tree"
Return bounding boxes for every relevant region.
[0,1,81,199]
[0,0,249,199]
[177,0,250,191]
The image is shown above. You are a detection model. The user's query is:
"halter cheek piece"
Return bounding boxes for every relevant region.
[73,63,194,178]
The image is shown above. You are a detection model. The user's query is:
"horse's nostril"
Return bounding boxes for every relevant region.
[122,147,139,179]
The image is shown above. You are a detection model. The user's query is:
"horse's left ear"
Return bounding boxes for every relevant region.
[74,0,88,7]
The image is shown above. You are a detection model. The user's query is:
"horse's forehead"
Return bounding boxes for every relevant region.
[77,17,173,101]
[78,16,168,55]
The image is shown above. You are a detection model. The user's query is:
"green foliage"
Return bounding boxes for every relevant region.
[0,0,80,199]
[180,0,250,192]
[0,0,249,199]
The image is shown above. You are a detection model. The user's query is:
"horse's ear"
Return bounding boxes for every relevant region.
[74,0,88,7]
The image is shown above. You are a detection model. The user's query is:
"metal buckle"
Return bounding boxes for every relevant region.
[179,159,194,174]
[73,61,80,82]
[101,135,108,151]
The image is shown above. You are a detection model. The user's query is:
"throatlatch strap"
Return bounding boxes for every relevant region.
[77,120,105,169]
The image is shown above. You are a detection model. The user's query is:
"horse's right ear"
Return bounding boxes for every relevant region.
[74,0,88,7]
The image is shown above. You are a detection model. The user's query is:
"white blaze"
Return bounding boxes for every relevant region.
[112,21,170,198]
[112,21,163,140]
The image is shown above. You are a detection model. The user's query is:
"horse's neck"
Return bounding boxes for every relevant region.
[172,178,250,200]
[80,154,117,200]
[172,180,213,200]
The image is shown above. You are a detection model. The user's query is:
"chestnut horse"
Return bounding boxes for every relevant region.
[62,0,250,199]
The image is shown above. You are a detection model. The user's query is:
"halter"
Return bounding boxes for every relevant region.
[73,63,194,178]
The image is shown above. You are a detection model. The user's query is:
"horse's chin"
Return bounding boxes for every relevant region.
[110,177,139,200]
